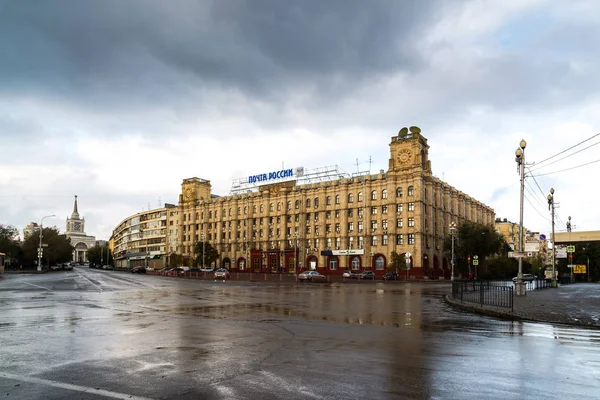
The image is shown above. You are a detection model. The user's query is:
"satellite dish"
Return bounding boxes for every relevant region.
[409,126,421,134]
[398,127,408,137]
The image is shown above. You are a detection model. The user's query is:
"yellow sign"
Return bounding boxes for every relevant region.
[566,245,576,253]
[573,264,586,274]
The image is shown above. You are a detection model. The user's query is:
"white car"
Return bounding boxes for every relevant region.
[512,274,535,282]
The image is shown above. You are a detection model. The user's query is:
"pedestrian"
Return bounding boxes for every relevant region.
[19,264,23,272]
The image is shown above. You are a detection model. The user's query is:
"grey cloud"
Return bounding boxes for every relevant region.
[0,0,439,114]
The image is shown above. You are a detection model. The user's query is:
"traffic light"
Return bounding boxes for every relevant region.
[467,256,471,262]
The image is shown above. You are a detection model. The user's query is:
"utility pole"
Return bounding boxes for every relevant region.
[547,188,557,288]
[514,139,527,296]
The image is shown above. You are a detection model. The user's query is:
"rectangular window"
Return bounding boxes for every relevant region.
[329,258,338,270]
[371,236,378,246]
[396,235,403,245]
[382,220,388,230]
[408,202,415,211]
[348,209,354,217]
[370,221,377,231]
[358,208,363,218]
[408,233,415,245]
[382,205,388,214]
[348,222,354,232]
[408,217,415,227]
[335,209,341,218]
[358,236,364,249]
[397,219,403,228]
[382,235,388,245]
[371,206,377,215]
[358,221,363,232]
[397,204,403,214]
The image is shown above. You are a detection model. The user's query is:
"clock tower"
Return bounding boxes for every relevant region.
[66,195,85,234]
[388,126,432,174]
[65,195,97,263]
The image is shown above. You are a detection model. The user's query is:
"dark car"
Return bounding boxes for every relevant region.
[382,272,398,280]
[131,266,146,274]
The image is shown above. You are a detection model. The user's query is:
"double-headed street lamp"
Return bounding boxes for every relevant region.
[37,214,56,272]
[547,188,557,288]
[449,221,457,281]
[515,139,527,296]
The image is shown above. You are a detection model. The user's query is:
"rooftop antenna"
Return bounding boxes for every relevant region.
[158,197,162,208]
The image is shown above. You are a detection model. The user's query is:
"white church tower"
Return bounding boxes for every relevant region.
[65,195,96,262]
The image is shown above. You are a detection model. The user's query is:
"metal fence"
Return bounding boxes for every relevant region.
[451,280,514,311]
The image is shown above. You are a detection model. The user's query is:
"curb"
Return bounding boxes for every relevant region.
[443,295,600,330]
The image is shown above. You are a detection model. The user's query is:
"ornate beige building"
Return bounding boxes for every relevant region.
[175,127,495,279]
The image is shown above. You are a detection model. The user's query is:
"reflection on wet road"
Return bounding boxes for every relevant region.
[1,267,599,399]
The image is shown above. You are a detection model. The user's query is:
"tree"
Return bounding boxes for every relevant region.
[87,245,113,266]
[0,224,21,265]
[193,241,219,268]
[21,227,74,268]
[388,251,407,272]
[443,221,507,277]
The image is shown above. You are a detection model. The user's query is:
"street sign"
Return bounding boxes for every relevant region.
[525,242,540,252]
[473,255,479,266]
[539,234,546,241]
[566,245,576,253]
[509,251,530,258]
[574,265,587,274]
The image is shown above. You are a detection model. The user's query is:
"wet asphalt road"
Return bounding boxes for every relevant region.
[1,268,600,400]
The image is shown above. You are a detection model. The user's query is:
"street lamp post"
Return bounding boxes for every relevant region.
[201,234,205,269]
[37,214,56,272]
[515,139,527,296]
[449,222,457,281]
[547,188,557,288]
[294,233,298,273]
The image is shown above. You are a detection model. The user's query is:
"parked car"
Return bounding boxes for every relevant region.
[512,274,535,282]
[382,272,398,280]
[359,271,375,280]
[188,267,201,273]
[298,270,327,282]
[342,270,358,278]
[200,267,214,272]
[214,268,230,280]
[131,266,146,274]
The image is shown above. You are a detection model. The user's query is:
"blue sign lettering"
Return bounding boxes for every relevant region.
[248,168,294,184]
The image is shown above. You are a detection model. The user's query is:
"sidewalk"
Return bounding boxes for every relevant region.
[445,283,600,329]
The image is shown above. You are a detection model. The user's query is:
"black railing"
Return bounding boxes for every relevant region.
[451,280,514,311]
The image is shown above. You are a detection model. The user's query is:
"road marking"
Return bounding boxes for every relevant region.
[23,282,52,291]
[75,271,103,291]
[0,372,154,400]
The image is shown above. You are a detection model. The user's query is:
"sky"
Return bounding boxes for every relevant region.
[1,0,600,241]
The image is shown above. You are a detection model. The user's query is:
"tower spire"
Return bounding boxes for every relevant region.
[72,195,80,218]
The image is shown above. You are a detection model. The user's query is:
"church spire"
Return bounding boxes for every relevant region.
[71,195,80,219]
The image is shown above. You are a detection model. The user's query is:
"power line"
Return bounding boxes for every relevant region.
[530,140,600,171]
[524,181,548,212]
[524,194,552,224]
[530,158,600,177]
[533,132,600,167]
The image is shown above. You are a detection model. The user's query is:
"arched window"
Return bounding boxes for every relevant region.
[396,187,403,197]
[351,256,361,270]
[306,198,311,208]
[335,195,340,204]
[253,205,257,213]
[209,211,213,218]
[358,192,363,202]
[287,201,292,211]
[269,203,274,212]
[314,198,319,208]
[348,193,354,203]
[382,189,388,199]
[375,256,385,270]
[295,200,300,209]
[408,186,414,196]
[371,190,377,200]
[277,202,281,211]
[326,196,331,205]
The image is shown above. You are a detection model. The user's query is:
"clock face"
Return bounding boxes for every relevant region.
[73,222,81,231]
[397,149,412,164]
